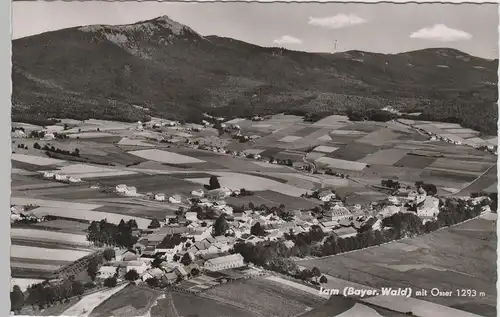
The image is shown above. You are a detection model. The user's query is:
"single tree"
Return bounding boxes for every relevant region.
[181,253,192,266]
[104,277,117,287]
[124,269,140,281]
[250,222,266,237]
[151,257,164,269]
[149,219,161,229]
[213,214,229,236]
[191,268,200,277]
[311,266,321,277]
[10,285,24,313]
[146,277,158,287]
[208,176,221,190]
[33,142,41,150]
[87,258,99,281]
[103,248,116,261]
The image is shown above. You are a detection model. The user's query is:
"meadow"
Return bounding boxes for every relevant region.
[298,217,497,317]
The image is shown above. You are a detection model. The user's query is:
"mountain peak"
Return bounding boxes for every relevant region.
[78,14,200,39]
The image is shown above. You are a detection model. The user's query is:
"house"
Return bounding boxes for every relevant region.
[96,266,117,280]
[55,174,69,182]
[173,266,189,279]
[318,190,336,202]
[42,133,55,140]
[169,195,182,204]
[43,172,55,179]
[142,268,164,281]
[284,240,295,249]
[68,177,81,183]
[155,193,166,201]
[116,250,139,262]
[12,130,25,138]
[191,189,205,197]
[125,186,137,196]
[204,253,245,272]
[417,197,439,219]
[185,212,198,222]
[188,226,213,242]
[116,184,128,193]
[330,205,352,222]
[332,227,358,238]
[378,205,401,218]
[126,261,148,275]
[206,187,232,200]
[320,220,340,232]
[163,272,178,284]
[198,198,212,207]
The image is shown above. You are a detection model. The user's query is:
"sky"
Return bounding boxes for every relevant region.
[12,1,499,59]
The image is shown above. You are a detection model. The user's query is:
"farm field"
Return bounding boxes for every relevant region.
[89,284,161,317]
[129,149,205,164]
[26,206,152,229]
[151,291,259,317]
[11,245,91,262]
[62,283,129,317]
[11,228,89,245]
[12,153,66,166]
[202,277,324,317]
[298,217,497,317]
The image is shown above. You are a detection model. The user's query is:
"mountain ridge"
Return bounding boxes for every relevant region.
[12,15,498,134]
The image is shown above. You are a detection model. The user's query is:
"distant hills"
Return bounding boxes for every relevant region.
[12,15,498,134]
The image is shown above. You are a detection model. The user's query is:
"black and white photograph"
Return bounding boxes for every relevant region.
[9,1,498,317]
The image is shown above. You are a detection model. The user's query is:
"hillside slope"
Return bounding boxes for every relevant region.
[12,15,498,134]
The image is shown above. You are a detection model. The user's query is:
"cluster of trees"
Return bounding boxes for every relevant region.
[34,143,80,157]
[415,181,437,196]
[86,219,138,248]
[269,157,294,167]
[21,278,91,311]
[233,241,326,283]
[16,143,28,150]
[381,179,401,189]
[12,115,61,127]
[12,127,25,133]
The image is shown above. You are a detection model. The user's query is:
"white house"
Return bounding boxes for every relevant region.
[68,177,81,183]
[169,195,182,204]
[155,193,166,201]
[97,266,116,280]
[185,212,198,222]
[417,197,440,219]
[55,174,69,182]
[12,130,26,138]
[330,205,352,222]
[207,187,232,200]
[126,261,148,275]
[188,226,213,242]
[42,133,55,140]
[318,190,336,202]
[125,186,138,196]
[191,189,205,197]
[204,253,245,272]
[43,171,55,179]
[116,184,128,193]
